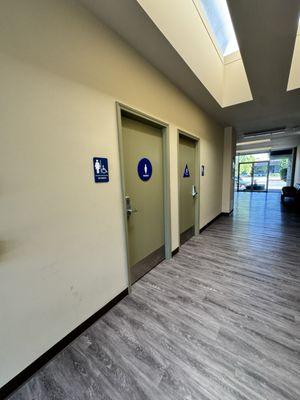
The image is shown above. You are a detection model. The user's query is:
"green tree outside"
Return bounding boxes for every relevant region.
[279,158,289,181]
[238,154,255,175]
[280,158,288,169]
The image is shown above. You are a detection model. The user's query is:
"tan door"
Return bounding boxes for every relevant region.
[122,116,164,283]
[179,135,197,244]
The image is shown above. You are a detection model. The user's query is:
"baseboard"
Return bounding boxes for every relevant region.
[171,247,179,256]
[180,226,194,245]
[0,288,129,399]
[199,212,222,233]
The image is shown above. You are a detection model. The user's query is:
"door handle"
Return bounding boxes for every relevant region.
[192,185,198,198]
[125,196,138,217]
[127,208,138,217]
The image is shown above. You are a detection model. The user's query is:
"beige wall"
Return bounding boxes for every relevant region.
[0,0,224,387]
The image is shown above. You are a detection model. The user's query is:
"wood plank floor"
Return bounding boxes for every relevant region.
[9,192,300,400]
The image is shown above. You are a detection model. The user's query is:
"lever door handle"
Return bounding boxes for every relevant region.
[127,208,138,217]
[125,196,138,217]
[192,185,198,198]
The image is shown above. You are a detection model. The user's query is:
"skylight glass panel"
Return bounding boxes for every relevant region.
[199,0,239,56]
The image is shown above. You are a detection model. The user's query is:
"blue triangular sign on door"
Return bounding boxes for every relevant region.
[183,164,190,178]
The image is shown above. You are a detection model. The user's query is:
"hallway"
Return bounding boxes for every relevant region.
[10,193,300,400]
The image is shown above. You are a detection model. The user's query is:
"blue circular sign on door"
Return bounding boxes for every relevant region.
[137,158,152,181]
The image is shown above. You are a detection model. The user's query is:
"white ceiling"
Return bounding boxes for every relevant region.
[79,0,300,135]
[136,0,252,108]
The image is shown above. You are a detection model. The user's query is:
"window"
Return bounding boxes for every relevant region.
[199,0,239,56]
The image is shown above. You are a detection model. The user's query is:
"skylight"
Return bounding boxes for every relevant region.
[199,0,239,56]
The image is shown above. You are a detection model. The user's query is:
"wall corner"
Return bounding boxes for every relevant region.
[222,126,236,213]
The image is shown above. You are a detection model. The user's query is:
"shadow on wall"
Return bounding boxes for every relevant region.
[0,240,15,262]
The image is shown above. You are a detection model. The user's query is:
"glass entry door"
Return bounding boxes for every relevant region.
[237,161,269,192]
[252,162,269,191]
[268,156,293,191]
[237,162,252,191]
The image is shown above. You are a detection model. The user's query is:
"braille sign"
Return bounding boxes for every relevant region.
[93,157,109,183]
[183,164,190,178]
[137,158,152,181]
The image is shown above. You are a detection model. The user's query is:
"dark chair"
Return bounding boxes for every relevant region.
[281,183,300,205]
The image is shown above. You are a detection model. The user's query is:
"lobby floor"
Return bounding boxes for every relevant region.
[10,192,300,400]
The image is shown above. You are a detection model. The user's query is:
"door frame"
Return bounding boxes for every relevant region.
[177,130,200,246]
[116,102,172,291]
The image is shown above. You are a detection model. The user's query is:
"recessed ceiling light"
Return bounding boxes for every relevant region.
[237,139,271,146]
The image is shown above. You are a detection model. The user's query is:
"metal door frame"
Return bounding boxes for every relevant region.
[116,102,171,292]
[237,160,270,192]
[177,130,200,246]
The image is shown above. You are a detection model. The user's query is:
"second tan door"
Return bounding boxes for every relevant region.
[179,134,197,244]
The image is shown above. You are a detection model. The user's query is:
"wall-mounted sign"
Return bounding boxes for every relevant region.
[93,157,109,183]
[201,165,205,176]
[137,158,152,181]
[183,164,190,178]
